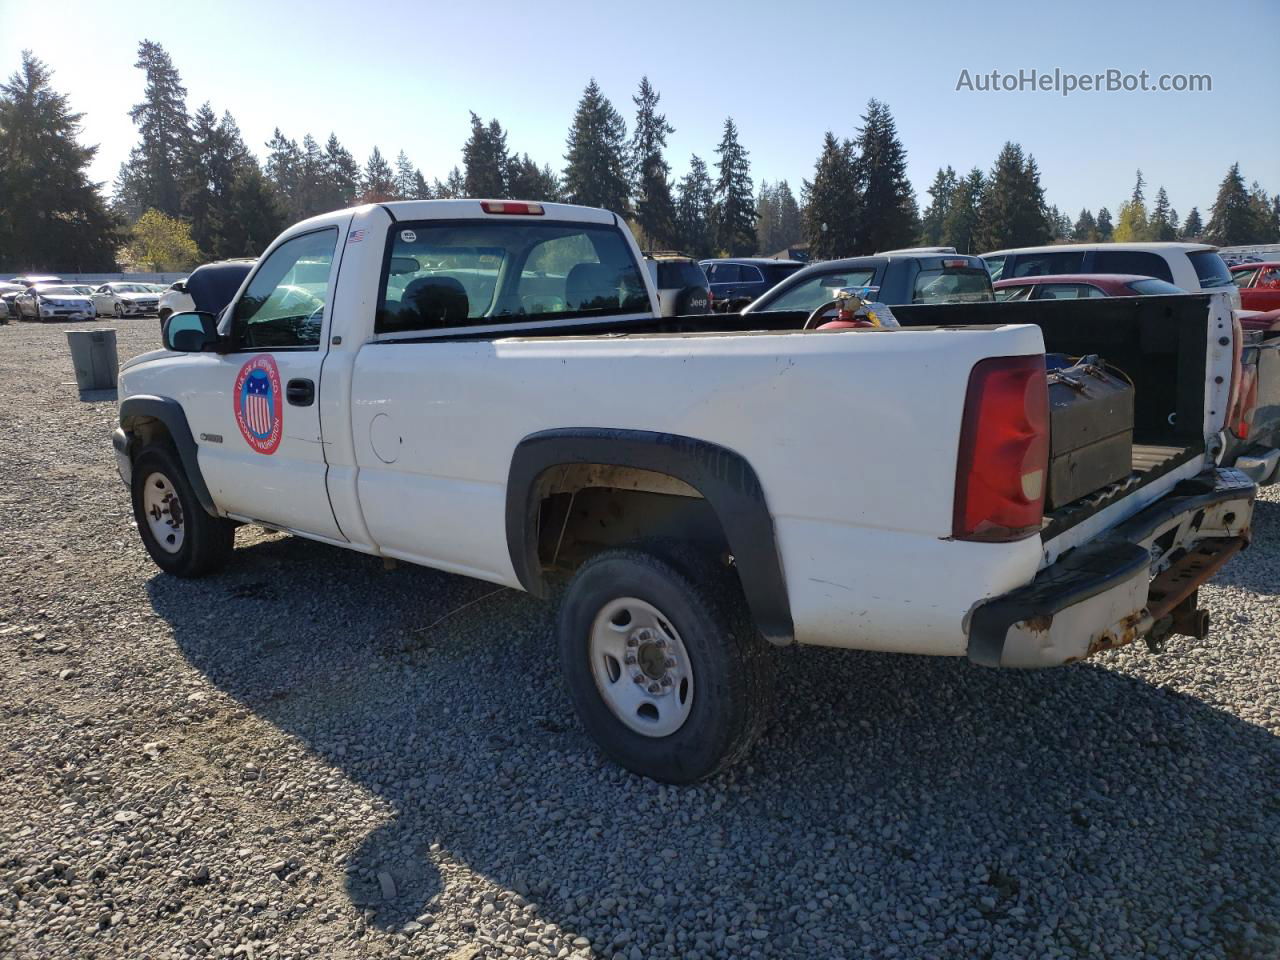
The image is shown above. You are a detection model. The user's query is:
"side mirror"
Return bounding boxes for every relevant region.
[163,311,219,352]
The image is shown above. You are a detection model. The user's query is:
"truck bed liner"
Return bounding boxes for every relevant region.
[1041,444,1197,540]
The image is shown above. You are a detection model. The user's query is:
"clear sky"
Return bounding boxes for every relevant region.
[2,0,1277,219]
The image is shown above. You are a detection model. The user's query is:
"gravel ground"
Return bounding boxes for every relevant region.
[0,316,1277,960]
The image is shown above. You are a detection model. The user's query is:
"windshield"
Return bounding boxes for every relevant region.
[752,269,878,313]
[113,283,153,293]
[1187,251,1233,289]
[35,285,82,296]
[378,220,649,334]
[912,266,994,304]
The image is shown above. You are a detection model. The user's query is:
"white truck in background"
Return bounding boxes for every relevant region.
[113,199,1255,782]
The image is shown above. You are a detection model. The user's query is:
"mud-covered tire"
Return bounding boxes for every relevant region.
[130,445,234,577]
[557,545,772,783]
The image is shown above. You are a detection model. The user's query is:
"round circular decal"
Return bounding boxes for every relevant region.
[400,229,417,243]
[233,354,283,454]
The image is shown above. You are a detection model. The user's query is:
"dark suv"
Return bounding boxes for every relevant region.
[699,258,806,311]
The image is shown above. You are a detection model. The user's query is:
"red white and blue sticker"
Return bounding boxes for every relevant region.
[233,354,283,454]
[347,229,367,243]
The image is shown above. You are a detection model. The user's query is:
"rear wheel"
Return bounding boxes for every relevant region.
[557,546,772,782]
[130,445,235,577]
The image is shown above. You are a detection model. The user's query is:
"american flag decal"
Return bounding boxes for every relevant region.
[233,354,283,455]
[347,229,366,243]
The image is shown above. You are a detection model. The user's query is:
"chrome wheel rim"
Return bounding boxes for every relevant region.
[142,471,185,554]
[589,597,693,737]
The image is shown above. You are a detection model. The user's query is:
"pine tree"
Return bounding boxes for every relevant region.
[296,134,325,216]
[803,132,860,259]
[1046,204,1073,240]
[393,150,418,200]
[434,166,466,199]
[942,168,984,253]
[218,166,286,258]
[920,167,957,246]
[853,99,917,253]
[755,182,778,254]
[629,76,677,248]
[675,154,715,258]
[776,180,802,250]
[1095,206,1114,241]
[264,128,302,217]
[562,79,630,214]
[712,117,755,256]
[412,170,432,201]
[1072,208,1098,242]
[1150,186,1177,241]
[360,147,395,203]
[1114,169,1150,242]
[507,154,560,202]
[118,40,190,219]
[1247,181,1276,242]
[321,134,360,210]
[463,113,510,199]
[0,51,119,270]
[1181,207,1202,239]
[1204,164,1260,245]
[181,103,252,256]
[976,143,1050,251]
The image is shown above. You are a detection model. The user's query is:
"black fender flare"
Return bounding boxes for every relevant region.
[118,395,217,516]
[506,428,794,645]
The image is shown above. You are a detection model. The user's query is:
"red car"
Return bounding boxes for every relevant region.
[993,273,1185,301]
[1230,261,1280,313]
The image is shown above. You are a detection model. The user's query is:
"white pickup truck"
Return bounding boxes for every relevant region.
[113,199,1255,782]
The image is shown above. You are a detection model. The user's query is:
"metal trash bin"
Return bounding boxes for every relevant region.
[66,328,119,391]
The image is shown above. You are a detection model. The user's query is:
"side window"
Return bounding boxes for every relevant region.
[231,228,338,349]
[1232,269,1258,288]
[983,255,1006,281]
[1259,268,1280,289]
[1037,283,1087,300]
[709,264,741,284]
[738,265,765,284]
[1092,251,1174,283]
[995,284,1032,302]
[1009,252,1085,277]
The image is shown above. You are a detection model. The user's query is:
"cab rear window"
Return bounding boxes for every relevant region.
[377,221,649,334]
[912,267,994,304]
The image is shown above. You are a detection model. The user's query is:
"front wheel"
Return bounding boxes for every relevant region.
[130,445,235,577]
[557,547,772,783]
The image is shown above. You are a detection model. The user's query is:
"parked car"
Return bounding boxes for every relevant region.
[743,251,993,316]
[13,283,95,321]
[699,258,805,311]
[994,273,1186,301]
[92,281,162,317]
[993,274,1279,484]
[0,282,25,318]
[644,253,709,317]
[7,274,62,287]
[158,260,255,322]
[981,243,1239,308]
[114,198,1252,783]
[1229,262,1280,313]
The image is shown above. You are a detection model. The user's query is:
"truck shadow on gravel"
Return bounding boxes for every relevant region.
[149,533,1280,956]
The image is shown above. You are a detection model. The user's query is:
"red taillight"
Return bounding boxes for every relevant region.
[953,355,1049,542]
[480,200,544,216]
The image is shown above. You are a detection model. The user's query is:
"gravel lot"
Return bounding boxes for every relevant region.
[0,316,1278,960]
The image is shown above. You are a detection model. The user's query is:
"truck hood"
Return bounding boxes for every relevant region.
[120,348,177,372]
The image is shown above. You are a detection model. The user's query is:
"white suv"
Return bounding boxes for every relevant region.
[981,243,1240,308]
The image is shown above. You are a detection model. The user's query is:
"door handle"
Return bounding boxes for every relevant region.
[286,378,315,406]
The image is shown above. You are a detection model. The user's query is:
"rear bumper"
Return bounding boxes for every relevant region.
[968,468,1255,668]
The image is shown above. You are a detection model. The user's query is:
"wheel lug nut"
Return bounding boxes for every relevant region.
[664,658,676,668]
[647,683,661,694]
[660,676,673,687]
[624,653,637,665]
[633,673,645,685]
[626,636,638,647]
